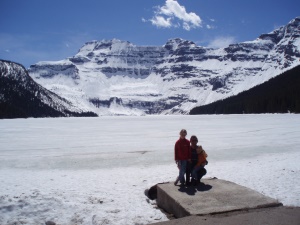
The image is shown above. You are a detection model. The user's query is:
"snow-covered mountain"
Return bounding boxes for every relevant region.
[0,60,96,118]
[28,17,300,115]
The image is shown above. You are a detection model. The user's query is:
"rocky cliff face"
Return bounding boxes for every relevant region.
[0,60,96,118]
[28,17,300,115]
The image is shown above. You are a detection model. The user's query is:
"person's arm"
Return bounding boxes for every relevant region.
[188,140,192,161]
[203,149,208,158]
[203,149,208,165]
[174,142,179,161]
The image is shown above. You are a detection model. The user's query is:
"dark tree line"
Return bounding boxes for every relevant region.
[190,65,300,115]
[0,77,63,118]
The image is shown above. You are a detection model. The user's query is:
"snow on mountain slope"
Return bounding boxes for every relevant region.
[0,60,96,118]
[28,17,300,115]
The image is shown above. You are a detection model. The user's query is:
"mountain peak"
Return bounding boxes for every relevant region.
[164,38,196,51]
[77,39,134,56]
[289,16,300,25]
[258,17,300,44]
[0,60,97,118]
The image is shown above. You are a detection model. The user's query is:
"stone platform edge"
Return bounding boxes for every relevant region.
[156,178,282,218]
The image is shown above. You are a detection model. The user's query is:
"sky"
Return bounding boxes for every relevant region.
[0,0,299,68]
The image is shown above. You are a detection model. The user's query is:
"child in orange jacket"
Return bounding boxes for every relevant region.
[191,145,207,185]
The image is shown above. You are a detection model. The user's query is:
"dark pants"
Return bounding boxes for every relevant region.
[186,161,207,183]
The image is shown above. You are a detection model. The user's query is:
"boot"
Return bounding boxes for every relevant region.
[191,179,197,186]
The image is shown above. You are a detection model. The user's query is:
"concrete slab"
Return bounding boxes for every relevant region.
[149,207,300,225]
[156,178,282,218]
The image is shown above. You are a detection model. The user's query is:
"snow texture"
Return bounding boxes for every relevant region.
[0,114,299,224]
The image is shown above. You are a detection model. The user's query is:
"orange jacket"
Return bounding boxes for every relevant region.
[195,146,208,167]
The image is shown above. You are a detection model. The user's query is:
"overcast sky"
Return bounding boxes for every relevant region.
[0,0,299,68]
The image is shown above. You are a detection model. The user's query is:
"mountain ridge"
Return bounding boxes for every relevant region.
[190,65,300,114]
[25,16,300,115]
[0,60,97,119]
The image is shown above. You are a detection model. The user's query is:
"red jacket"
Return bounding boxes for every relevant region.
[174,138,191,160]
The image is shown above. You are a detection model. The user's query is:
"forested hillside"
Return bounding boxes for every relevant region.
[190,65,300,114]
[0,60,97,119]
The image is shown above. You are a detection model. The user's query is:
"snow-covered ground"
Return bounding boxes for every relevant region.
[0,114,299,225]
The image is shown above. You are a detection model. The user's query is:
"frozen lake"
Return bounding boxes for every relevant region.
[0,114,299,224]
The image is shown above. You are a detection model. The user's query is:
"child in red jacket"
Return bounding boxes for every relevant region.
[174,129,191,186]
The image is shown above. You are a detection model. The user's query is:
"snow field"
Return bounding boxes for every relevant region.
[0,114,299,224]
